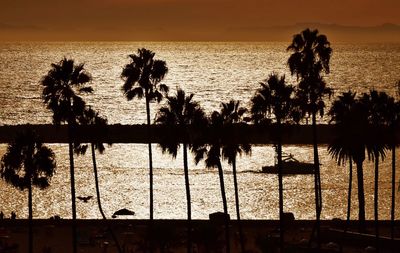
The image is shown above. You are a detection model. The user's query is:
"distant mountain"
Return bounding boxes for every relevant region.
[228,23,400,42]
[1,21,399,42]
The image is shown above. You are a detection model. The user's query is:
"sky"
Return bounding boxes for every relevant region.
[0,0,399,41]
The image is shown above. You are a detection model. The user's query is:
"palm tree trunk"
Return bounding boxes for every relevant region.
[374,157,380,252]
[145,95,154,221]
[183,143,192,253]
[145,93,154,253]
[341,158,353,252]
[355,160,366,230]
[91,144,123,253]
[391,144,396,246]
[68,122,78,253]
[311,112,322,248]
[28,181,33,253]
[216,159,231,253]
[345,158,353,232]
[276,121,284,252]
[91,144,106,218]
[232,157,245,253]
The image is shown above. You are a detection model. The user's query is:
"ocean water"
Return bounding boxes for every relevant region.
[0,42,399,220]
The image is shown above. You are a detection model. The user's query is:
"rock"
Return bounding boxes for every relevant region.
[209,212,230,223]
[283,212,295,222]
[113,208,135,216]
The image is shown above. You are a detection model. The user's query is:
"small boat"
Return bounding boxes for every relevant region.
[262,153,314,175]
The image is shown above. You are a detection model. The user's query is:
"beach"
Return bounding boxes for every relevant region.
[1,219,399,253]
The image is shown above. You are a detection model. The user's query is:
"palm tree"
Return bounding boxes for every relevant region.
[121,48,169,223]
[361,91,391,250]
[328,91,357,237]
[220,100,251,253]
[155,88,206,253]
[328,91,371,230]
[0,130,56,253]
[192,111,231,253]
[251,74,298,251]
[77,108,108,217]
[386,86,400,244]
[287,28,332,246]
[76,107,123,253]
[41,58,92,253]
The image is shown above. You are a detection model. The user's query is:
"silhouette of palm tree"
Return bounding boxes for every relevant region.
[75,107,123,253]
[251,74,298,251]
[329,91,372,230]
[41,58,92,253]
[192,111,231,253]
[287,28,332,246]
[0,130,56,253]
[385,86,400,244]
[155,88,206,253]
[121,48,169,223]
[220,100,251,253]
[361,90,390,250]
[77,108,107,216]
[328,91,358,242]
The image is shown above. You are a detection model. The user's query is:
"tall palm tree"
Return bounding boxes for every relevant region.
[361,91,390,250]
[220,100,251,253]
[251,74,298,251]
[328,91,370,230]
[121,48,169,223]
[386,89,400,243]
[328,91,357,236]
[155,88,206,253]
[0,130,56,253]
[287,28,332,246]
[41,58,92,253]
[192,111,231,253]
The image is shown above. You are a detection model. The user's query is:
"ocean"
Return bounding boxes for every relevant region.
[0,41,399,220]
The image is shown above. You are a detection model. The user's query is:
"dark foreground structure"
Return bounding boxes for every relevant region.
[0,219,399,253]
[0,124,399,144]
[1,125,400,252]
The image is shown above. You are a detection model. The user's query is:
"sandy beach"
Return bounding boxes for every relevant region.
[0,219,399,253]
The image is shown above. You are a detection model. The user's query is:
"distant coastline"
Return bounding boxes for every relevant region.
[1,23,399,42]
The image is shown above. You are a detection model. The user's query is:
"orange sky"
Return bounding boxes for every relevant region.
[0,0,399,41]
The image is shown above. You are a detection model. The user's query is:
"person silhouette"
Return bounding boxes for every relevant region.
[0,211,3,219]
[11,211,16,219]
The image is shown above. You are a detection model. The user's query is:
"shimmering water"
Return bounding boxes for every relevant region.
[0,42,399,220]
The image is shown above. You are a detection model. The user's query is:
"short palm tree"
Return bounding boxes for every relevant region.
[121,48,169,222]
[77,108,108,218]
[251,73,298,251]
[155,88,206,253]
[192,111,231,253]
[0,130,56,253]
[220,100,251,253]
[328,91,370,230]
[41,58,92,253]
[287,28,332,246]
[76,107,123,253]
